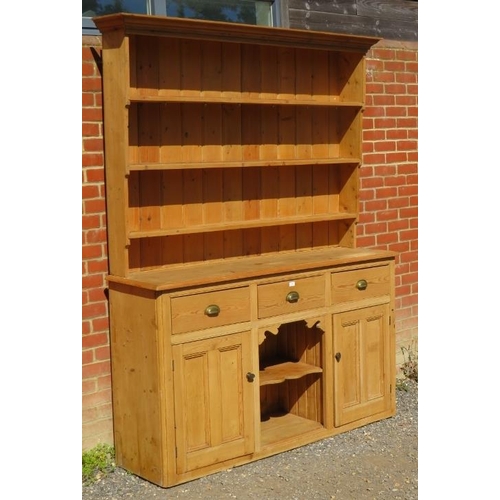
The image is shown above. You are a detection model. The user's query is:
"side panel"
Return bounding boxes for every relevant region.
[108,285,166,485]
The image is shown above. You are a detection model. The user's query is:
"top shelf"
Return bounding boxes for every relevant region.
[96,14,378,108]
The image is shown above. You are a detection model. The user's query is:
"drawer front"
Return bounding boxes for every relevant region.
[257,276,325,319]
[171,287,251,334]
[331,265,390,303]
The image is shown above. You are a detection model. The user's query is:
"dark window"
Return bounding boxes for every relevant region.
[83,1,278,34]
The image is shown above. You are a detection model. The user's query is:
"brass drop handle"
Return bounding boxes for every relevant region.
[204,304,221,317]
[356,279,368,291]
[246,372,255,382]
[286,291,300,303]
[335,352,342,362]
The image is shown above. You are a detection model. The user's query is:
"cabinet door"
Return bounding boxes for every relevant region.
[333,304,391,427]
[172,332,255,474]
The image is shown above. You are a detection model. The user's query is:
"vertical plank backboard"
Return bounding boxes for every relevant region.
[296,106,312,160]
[295,48,313,101]
[278,166,296,251]
[181,39,202,97]
[223,169,243,257]
[241,44,260,99]
[139,238,163,270]
[328,51,341,100]
[278,106,296,160]
[243,168,260,221]
[278,47,296,101]
[241,106,260,161]
[328,107,341,159]
[128,104,138,164]
[204,232,224,261]
[311,107,329,159]
[260,167,279,220]
[312,165,331,248]
[222,104,242,162]
[160,170,183,230]
[129,35,137,91]
[203,104,223,163]
[260,166,279,254]
[312,165,329,215]
[139,171,162,268]
[260,45,278,99]
[201,41,223,98]
[221,43,241,98]
[312,50,330,103]
[181,103,203,163]
[203,169,224,259]
[160,103,182,164]
[127,240,141,272]
[203,168,223,224]
[183,169,203,227]
[158,37,180,97]
[139,171,161,232]
[243,168,262,255]
[127,172,140,233]
[260,106,278,160]
[296,165,313,250]
[138,104,160,163]
[223,169,243,223]
[183,233,204,263]
[161,235,184,266]
[135,36,159,96]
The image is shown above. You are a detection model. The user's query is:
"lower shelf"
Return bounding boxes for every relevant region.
[261,412,324,448]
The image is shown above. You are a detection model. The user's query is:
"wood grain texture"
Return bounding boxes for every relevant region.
[288,0,417,41]
[97,15,396,488]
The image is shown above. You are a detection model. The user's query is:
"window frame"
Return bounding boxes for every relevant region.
[82,0,283,35]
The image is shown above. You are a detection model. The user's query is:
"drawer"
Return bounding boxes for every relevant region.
[171,287,251,334]
[331,265,390,303]
[257,276,325,319]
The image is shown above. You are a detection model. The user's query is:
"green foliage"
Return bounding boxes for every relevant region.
[396,378,409,392]
[82,443,115,485]
[400,342,418,383]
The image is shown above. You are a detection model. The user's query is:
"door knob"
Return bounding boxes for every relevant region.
[335,352,342,362]
[246,372,256,382]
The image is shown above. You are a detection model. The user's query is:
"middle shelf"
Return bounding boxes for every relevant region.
[127,163,358,236]
[128,102,362,166]
[259,360,323,386]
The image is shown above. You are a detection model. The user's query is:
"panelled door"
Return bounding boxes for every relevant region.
[172,332,255,474]
[333,304,392,427]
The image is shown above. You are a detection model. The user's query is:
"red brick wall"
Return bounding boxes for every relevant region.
[81,36,418,451]
[82,37,113,450]
[361,40,418,362]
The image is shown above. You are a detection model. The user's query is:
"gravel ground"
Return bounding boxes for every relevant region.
[83,380,417,500]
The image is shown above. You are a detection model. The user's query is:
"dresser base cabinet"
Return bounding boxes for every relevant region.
[107,256,396,487]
